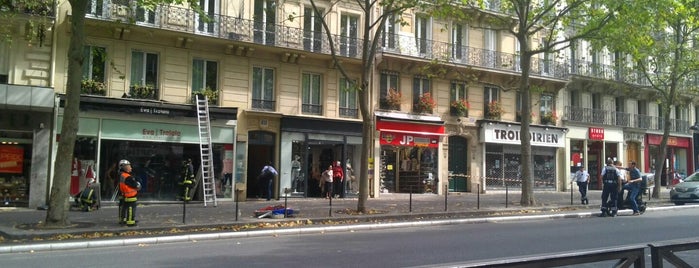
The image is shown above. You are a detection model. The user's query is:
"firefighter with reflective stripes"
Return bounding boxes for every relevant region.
[119,159,140,227]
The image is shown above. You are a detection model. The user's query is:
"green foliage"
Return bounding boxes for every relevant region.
[80,79,106,95]
[130,84,155,99]
[192,87,219,105]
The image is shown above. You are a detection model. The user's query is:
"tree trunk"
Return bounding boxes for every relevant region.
[519,48,536,206]
[45,0,87,227]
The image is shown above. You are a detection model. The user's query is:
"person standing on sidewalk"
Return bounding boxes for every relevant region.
[622,161,643,216]
[573,166,589,204]
[321,165,333,199]
[332,161,344,198]
[119,159,140,226]
[600,159,623,217]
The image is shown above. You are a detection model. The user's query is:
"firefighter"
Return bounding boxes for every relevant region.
[119,159,140,227]
[179,159,195,201]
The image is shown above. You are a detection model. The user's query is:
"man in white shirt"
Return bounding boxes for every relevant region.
[573,166,589,204]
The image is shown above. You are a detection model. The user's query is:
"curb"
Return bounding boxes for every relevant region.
[2,204,697,254]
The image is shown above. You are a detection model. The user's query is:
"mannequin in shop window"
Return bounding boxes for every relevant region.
[291,155,301,192]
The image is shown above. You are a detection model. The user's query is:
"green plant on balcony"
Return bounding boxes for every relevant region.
[415,92,436,114]
[450,98,470,117]
[541,111,558,125]
[486,100,503,119]
[129,84,155,99]
[192,87,219,105]
[383,87,402,110]
[80,79,106,96]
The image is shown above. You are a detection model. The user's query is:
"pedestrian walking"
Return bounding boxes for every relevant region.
[573,166,589,204]
[321,165,333,199]
[332,161,344,198]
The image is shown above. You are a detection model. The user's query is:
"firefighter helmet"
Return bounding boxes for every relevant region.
[119,159,131,167]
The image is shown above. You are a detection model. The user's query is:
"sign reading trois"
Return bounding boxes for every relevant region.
[482,123,566,148]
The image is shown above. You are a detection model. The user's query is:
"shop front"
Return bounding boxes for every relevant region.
[645,134,693,186]
[56,96,237,202]
[566,126,623,190]
[279,116,362,198]
[0,85,54,208]
[376,114,445,194]
[481,121,566,191]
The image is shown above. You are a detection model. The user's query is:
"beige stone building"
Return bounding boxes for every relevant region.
[4,1,697,208]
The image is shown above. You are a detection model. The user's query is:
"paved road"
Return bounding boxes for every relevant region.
[1,207,698,268]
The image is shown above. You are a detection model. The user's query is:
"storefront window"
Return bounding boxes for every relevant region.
[0,143,30,206]
[484,144,556,190]
[99,140,222,201]
[380,146,438,193]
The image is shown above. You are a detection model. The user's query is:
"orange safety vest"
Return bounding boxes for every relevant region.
[119,172,138,198]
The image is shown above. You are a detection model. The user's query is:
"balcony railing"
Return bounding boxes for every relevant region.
[565,106,691,133]
[339,107,359,118]
[380,33,569,80]
[251,99,275,111]
[85,1,363,59]
[302,103,322,115]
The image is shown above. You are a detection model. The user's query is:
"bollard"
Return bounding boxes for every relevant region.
[444,184,448,212]
[505,183,509,208]
[570,181,574,205]
[235,189,243,221]
[328,195,333,217]
[182,194,187,224]
[409,186,413,213]
[283,187,290,218]
[477,183,480,210]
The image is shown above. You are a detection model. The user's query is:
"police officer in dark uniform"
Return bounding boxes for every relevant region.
[600,159,623,217]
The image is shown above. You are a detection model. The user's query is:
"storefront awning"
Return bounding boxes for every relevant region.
[376,118,445,148]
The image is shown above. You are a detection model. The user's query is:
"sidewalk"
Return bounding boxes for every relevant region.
[0,189,678,251]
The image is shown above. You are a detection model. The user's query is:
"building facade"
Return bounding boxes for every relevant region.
[3,1,698,208]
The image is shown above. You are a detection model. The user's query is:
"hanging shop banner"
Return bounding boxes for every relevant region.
[101,119,234,143]
[379,131,440,148]
[0,145,24,174]
[481,123,566,148]
[376,120,444,148]
[646,134,690,147]
[589,127,604,140]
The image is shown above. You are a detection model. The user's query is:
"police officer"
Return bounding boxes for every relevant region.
[600,159,623,217]
[118,159,140,227]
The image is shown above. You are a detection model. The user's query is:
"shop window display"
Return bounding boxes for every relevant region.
[0,144,29,206]
[99,140,221,201]
[380,146,438,193]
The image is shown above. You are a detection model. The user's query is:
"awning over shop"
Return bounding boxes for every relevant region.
[376,119,445,148]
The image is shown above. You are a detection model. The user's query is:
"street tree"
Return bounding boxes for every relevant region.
[304,0,471,212]
[45,0,203,227]
[595,0,699,198]
[467,1,617,205]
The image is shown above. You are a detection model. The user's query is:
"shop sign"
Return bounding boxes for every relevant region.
[647,134,690,147]
[0,145,23,174]
[380,132,439,148]
[589,127,604,140]
[482,124,565,148]
[139,107,171,115]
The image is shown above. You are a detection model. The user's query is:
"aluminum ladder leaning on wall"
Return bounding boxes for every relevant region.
[195,94,217,207]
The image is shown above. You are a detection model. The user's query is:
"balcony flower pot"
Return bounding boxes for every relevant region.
[80,79,106,96]
[486,101,503,120]
[450,98,470,117]
[415,93,436,114]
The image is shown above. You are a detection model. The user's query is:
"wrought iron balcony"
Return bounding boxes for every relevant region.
[251,99,275,111]
[380,34,570,80]
[85,1,363,59]
[339,107,359,118]
[565,106,691,134]
[302,103,322,115]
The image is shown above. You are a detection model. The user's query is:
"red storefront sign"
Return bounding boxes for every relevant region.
[0,145,24,174]
[589,127,605,140]
[646,134,690,147]
[376,120,444,148]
